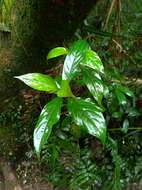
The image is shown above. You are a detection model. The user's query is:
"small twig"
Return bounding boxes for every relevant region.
[112,38,139,84]
[104,0,116,31]
[123,130,141,138]
[109,127,142,131]
[112,39,137,65]
[85,34,96,40]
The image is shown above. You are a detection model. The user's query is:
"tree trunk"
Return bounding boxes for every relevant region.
[12,0,98,73]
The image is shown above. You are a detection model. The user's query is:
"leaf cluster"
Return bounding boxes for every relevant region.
[15,40,138,190]
[15,40,107,158]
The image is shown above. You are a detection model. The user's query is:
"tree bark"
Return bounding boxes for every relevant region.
[12,0,98,73]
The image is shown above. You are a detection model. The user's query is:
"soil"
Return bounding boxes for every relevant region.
[0,160,53,190]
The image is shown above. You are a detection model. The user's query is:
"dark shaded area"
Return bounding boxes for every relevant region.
[12,0,98,73]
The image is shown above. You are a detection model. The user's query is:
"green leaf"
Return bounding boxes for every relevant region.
[47,47,68,59]
[122,119,129,133]
[115,89,127,105]
[82,67,104,106]
[15,73,58,93]
[70,124,82,139]
[62,40,89,80]
[67,98,106,144]
[128,108,140,117]
[82,49,104,73]
[113,83,134,97]
[34,98,62,158]
[107,137,122,190]
[112,112,122,119]
[57,80,74,97]
[118,86,134,97]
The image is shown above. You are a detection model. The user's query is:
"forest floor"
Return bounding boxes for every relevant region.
[0,47,53,190]
[0,160,53,190]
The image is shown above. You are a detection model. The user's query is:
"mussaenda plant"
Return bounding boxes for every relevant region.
[15,40,107,158]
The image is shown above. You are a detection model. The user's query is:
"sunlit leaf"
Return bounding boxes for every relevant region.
[82,49,104,73]
[62,40,89,80]
[34,98,62,157]
[67,98,106,144]
[57,80,74,97]
[15,73,58,93]
[47,47,68,59]
[82,67,104,105]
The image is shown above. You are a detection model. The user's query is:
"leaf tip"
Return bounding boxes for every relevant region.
[14,76,21,80]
